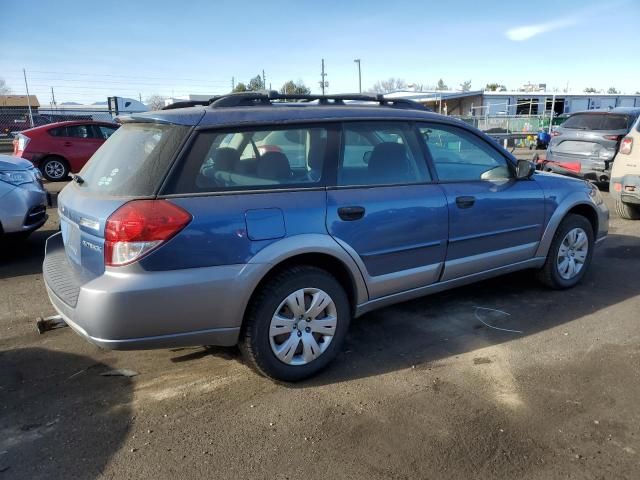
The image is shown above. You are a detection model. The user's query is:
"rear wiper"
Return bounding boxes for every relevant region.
[71,174,85,184]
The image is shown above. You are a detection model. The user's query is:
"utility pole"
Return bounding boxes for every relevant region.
[50,86,57,111]
[23,68,34,127]
[138,92,142,102]
[320,59,328,95]
[231,76,235,91]
[354,59,361,94]
[262,70,266,91]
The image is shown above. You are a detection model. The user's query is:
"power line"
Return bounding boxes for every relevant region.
[2,69,231,83]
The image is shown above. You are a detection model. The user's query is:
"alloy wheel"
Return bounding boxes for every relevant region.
[556,227,589,280]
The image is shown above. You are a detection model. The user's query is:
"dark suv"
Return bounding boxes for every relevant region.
[545,107,640,183]
[43,92,608,381]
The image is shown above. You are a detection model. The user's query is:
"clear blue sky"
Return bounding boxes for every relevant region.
[1,0,639,104]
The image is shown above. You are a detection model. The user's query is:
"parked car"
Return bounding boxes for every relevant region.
[13,120,119,181]
[0,154,47,238]
[43,92,608,381]
[0,114,50,138]
[610,114,640,219]
[545,108,640,183]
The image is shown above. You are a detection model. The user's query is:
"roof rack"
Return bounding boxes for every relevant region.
[160,91,431,111]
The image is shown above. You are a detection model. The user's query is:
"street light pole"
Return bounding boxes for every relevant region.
[354,59,361,93]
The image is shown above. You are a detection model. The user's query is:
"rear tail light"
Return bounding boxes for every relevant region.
[619,137,633,155]
[15,133,30,154]
[614,183,622,192]
[551,131,561,137]
[104,200,192,266]
[604,134,622,141]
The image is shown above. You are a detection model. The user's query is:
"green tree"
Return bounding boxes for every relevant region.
[485,82,506,92]
[459,80,472,92]
[232,82,247,93]
[436,78,448,90]
[584,87,597,93]
[247,75,265,91]
[280,80,311,95]
[607,87,619,94]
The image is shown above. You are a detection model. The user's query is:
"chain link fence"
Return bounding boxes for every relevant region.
[0,108,144,139]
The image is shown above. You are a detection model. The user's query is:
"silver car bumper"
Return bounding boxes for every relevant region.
[43,232,265,349]
[0,182,47,233]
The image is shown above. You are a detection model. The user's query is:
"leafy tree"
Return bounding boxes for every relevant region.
[247,75,265,91]
[436,78,448,90]
[369,78,407,94]
[232,82,248,92]
[583,87,597,93]
[0,78,11,95]
[459,80,472,92]
[145,94,166,110]
[280,80,311,95]
[607,87,619,94]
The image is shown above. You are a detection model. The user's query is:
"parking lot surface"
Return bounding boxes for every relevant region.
[1,188,639,479]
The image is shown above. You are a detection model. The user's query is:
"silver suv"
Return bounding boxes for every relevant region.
[545,108,640,183]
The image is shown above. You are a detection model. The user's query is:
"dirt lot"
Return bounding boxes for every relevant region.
[1,187,639,480]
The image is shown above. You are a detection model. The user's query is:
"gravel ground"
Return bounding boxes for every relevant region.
[1,188,639,480]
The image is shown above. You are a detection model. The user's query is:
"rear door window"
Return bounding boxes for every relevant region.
[164,125,333,194]
[338,122,430,186]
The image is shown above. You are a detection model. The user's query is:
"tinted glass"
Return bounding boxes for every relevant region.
[98,125,118,140]
[48,127,66,137]
[339,122,430,186]
[78,123,189,196]
[562,113,632,131]
[165,126,329,194]
[65,124,94,139]
[419,124,512,181]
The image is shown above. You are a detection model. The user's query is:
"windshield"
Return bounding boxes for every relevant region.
[562,113,633,131]
[78,123,189,196]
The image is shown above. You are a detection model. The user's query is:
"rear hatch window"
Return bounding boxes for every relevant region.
[77,123,190,196]
[562,113,633,131]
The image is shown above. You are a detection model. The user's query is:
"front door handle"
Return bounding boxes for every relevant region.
[455,196,475,209]
[338,206,365,221]
[63,141,72,147]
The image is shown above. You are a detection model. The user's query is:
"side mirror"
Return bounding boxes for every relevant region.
[516,159,535,179]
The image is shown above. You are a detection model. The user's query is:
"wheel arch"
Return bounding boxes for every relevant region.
[536,195,600,257]
[242,235,369,324]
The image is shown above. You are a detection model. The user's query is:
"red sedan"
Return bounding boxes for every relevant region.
[13,120,119,181]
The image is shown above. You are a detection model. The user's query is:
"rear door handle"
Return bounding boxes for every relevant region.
[455,196,475,209]
[63,141,72,147]
[338,206,365,221]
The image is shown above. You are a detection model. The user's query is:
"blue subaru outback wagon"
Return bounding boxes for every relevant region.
[44,92,608,381]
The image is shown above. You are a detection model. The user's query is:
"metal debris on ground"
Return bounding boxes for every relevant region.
[100,369,139,377]
[35,315,67,334]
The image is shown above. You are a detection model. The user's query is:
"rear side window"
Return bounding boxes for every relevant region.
[66,124,95,138]
[48,127,66,137]
[562,113,632,131]
[338,122,430,186]
[78,123,189,196]
[165,125,331,194]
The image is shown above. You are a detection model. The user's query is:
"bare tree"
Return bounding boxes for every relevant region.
[368,78,407,94]
[145,94,166,110]
[607,87,619,94]
[459,80,472,92]
[0,78,11,95]
[583,87,597,93]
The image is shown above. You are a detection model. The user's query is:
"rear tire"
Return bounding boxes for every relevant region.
[240,266,350,382]
[41,156,69,182]
[536,214,594,289]
[615,199,640,220]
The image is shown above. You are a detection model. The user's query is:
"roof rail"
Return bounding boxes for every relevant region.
[161,100,210,110]
[206,91,431,111]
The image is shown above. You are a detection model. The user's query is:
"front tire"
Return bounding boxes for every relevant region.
[240,266,350,382]
[615,199,640,220]
[536,214,594,289]
[41,156,69,182]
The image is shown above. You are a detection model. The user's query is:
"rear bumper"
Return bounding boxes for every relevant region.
[43,232,264,349]
[610,175,640,203]
[544,152,612,181]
